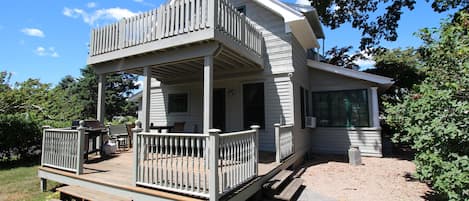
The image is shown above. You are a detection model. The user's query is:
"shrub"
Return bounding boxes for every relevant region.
[385,12,469,200]
[0,114,42,160]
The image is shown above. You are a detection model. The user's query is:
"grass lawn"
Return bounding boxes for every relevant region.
[0,159,60,201]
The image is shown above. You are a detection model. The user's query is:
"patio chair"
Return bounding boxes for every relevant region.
[108,124,130,150]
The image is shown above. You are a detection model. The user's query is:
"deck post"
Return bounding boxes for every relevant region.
[40,178,47,192]
[203,55,214,134]
[370,87,380,128]
[209,129,220,201]
[251,125,260,175]
[132,120,143,186]
[97,74,106,122]
[77,121,86,175]
[274,123,281,163]
[142,66,152,132]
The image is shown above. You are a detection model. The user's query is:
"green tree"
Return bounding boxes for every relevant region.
[385,12,469,200]
[323,46,364,70]
[308,0,468,50]
[366,48,424,105]
[0,71,11,92]
[73,66,139,121]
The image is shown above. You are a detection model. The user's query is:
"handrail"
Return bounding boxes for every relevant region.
[41,124,85,175]
[89,0,210,57]
[218,129,255,137]
[139,132,208,137]
[133,130,210,198]
[274,123,294,163]
[88,0,263,58]
[216,0,263,56]
[132,122,260,199]
[280,124,294,129]
[217,126,259,195]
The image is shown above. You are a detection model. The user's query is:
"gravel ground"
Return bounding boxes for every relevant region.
[299,155,432,201]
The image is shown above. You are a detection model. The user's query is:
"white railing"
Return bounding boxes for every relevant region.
[217,0,263,56]
[89,0,263,57]
[218,126,259,195]
[132,123,259,199]
[90,0,210,56]
[41,125,85,175]
[274,124,294,163]
[134,132,210,198]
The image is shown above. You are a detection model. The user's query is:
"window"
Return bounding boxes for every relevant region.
[168,93,188,113]
[312,89,369,127]
[236,6,246,15]
[243,83,265,129]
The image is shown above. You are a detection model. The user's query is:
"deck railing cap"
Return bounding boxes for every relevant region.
[209,128,221,133]
[250,125,260,129]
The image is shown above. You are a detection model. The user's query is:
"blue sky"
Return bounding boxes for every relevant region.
[0,0,454,85]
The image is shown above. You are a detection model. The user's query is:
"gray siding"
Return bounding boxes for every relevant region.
[309,68,373,91]
[311,128,383,157]
[232,0,294,74]
[290,34,312,155]
[146,73,293,152]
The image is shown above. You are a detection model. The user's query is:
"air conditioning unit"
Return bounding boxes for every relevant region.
[305,116,317,128]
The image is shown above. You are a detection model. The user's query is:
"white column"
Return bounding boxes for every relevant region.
[97,74,106,122]
[274,123,281,163]
[208,129,220,201]
[370,87,380,128]
[203,55,214,134]
[142,66,152,132]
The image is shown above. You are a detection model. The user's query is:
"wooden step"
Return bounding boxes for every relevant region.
[263,170,293,190]
[293,167,306,178]
[57,185,132,201]
[274,178,304,201]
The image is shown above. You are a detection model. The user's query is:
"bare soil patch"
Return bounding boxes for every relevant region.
[300,155,432,201]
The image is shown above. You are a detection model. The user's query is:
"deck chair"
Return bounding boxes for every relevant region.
[108,124,130,149]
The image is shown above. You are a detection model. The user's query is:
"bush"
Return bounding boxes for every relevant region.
[385,12,469,200]
[0,114,42,160]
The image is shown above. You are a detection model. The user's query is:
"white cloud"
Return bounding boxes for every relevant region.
[354,50,376,70]
[295,0,310,5]
[87,2,97,8]
[63,7,137,26]
[35,46,59,58]
[21,28,45,38]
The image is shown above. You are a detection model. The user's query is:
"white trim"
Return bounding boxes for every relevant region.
[252,0,320,48]
[370,87,380,128]
[307,59,395,88]
[253,0,303,23]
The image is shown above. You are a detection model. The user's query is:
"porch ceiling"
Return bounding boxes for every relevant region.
[125,46,263,83]
[92,41,263,83]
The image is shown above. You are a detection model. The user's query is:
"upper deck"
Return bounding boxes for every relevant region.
[87,0,264,67]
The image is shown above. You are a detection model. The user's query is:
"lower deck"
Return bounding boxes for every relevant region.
[39,150,295,201]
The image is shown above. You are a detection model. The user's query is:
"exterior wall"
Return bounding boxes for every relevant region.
[308,68,383,157]
[310,128,382,157]
[290,34,311,156]
[143,73,293,152]
[231,0,294,74]
[140,1,299,152]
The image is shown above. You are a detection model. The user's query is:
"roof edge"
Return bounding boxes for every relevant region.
[307,59,395,88]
